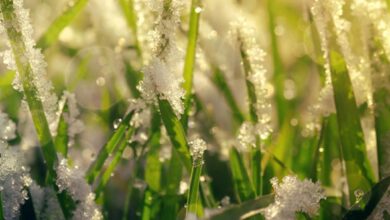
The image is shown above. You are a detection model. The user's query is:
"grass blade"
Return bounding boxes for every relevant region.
[158,98,192,171]
[142,110,162,220]
[329,51,376,203]
[0,1,76,217]
[118,0,141,57]
[85,110,135,184]
[54,98,69,157]
[186,162,203,216]
[238,32,262,196]
[210,68,245,126]
[37,0,89,50]
[181,0,202,128]
[229,147,256,202]
[267,0,288,126]
[94,127,135,200]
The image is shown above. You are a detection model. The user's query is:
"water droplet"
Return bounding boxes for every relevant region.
[96,77,106,86]
[113,118,122,129]
[0,186,3,191]
[354,189,364,202]
[194,6,203,13]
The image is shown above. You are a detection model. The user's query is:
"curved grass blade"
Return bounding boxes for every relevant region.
[94,127,135,200]
[329,51,376,204]
[124,61,142,98]
[181,0,202,129]
[54,98,69,157]
[210,68,245,126]
[118,0,141,57]
[229,147,256,202]
[85,110,135,184]
[37,0,89,50]
[158,98,192,171]
[206,194,274,220]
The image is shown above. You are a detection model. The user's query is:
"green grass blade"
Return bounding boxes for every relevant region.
[158,98,192,171]
[210,68,245,126]
[206,194,274,220]
[0,192,3,220]
[229,147,256,202]
[161,151,183,219]
[85,110,135,184]
[54,99,69,157]
[186,163,203,216]
[118,0,141,57]
[329,51,376,203]
[142,110,162,220]
[267,0,287,126]
[124,61,142,98]
[94,127,135,200]
[37,0,89,50]
[181,0,202,128]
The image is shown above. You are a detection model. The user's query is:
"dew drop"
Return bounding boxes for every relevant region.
[194,6,203,14]
[96,77,106,86]
[113,118,122,129]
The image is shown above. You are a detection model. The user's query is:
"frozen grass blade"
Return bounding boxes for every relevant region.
[158,98,192,171]
[37,0,89,50]
[124,61,142,98]
[238,33,262,196]
[54,99,69,157]
[229,147,256,202]
[329,51,376,204]
[94,127,135,200]
[211,67,245,126]
[85,110,135,184]
[0,0,77,217]
[181,0,202,128]
[118,0,141,57]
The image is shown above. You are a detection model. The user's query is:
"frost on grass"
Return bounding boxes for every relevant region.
[0,111,32,219]
[262,176,325,220]
[56,159,103,220]
[56,91,84,146]
[0,0,59,135]
[0,112,16,140]
[137,0,185,117]
[189,138,207,165]
[229,17,274,140]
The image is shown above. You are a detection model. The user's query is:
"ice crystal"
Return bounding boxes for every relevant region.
[0,111,16,141]
[0,112,32,219]
[138,58,184,116]
[56,91,84,147]
[262,176,325,220]
[0,0,59,135]
[237,122,256,151]
[189,138,207,165]
[137,0,185,116]
[56,159,103,220]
